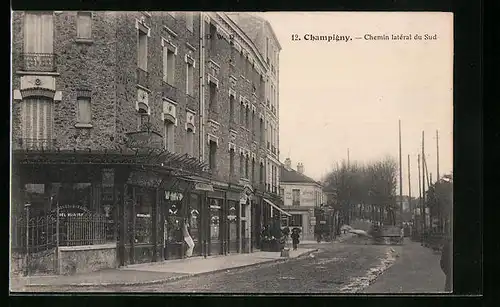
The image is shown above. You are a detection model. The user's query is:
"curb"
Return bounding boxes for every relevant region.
[23,249,319,288]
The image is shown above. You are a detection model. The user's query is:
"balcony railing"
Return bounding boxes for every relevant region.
[19,53,57,72]
[14,138,57,150]
[136,67,149,88]
[162,81,178,102]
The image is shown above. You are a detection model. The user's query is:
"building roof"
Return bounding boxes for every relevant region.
[281,165,321,185]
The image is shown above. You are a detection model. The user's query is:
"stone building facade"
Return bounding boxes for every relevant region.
[11,11,284,274]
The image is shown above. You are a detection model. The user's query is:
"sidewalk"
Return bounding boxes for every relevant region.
[362,239,447,293]
[11,248,317,291]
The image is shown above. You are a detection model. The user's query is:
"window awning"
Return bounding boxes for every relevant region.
[264,198,291,217]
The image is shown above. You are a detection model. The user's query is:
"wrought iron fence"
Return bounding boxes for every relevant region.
[19,53,57,72]
[12,208,115,253]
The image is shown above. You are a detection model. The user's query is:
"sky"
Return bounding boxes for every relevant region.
[259,12,453,197]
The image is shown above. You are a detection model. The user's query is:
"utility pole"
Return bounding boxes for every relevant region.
[421,131,426,232]
[417,154,422,233]
[436,130,440,181]
[436,130,442,232]
[398,120,403,224]
[347,148,350,168]
[408,154,412,228]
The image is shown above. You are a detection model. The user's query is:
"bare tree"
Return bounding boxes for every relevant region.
[324,155,399,226]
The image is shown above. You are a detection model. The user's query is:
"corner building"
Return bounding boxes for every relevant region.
[10,11,285,276]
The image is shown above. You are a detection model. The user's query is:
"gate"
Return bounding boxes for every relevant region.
[11,205,113,276]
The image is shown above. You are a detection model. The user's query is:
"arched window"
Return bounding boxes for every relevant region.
[164,119,175,152]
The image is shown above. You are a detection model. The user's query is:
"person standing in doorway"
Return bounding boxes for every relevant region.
[440,236,452,292]
[291,229,300,251]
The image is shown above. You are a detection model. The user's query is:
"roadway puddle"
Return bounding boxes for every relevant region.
[338,247,399,293]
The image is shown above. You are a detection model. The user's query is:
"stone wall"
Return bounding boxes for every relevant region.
[58,244,117,275]
[11,249,57,276]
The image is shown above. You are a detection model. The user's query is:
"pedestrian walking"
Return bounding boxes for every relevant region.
[291,229,300,250]
[440,236,452,292]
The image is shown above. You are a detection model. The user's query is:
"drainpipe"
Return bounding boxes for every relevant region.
[199,12,206,163]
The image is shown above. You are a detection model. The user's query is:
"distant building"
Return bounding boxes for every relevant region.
[280,158,325,240]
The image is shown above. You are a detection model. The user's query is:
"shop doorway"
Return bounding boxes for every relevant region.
[209,198,223,255]
[187,193,201,257]
[227,200,239,253]
[164,195,183,260]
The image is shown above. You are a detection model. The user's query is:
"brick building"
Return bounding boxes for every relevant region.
[10,11,285,276]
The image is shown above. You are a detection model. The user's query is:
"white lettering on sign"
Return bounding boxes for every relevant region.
[165,191,184,201]
[59,213,85,217]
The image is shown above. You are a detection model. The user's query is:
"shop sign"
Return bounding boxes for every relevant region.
[165,191,183,201]
[53,205,91,217]
[195,182,214,192]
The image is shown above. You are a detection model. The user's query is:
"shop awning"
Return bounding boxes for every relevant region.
[264,198,291,217]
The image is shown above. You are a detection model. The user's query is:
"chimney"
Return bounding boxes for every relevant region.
[284,158,292,170]
[297,163,304,174]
